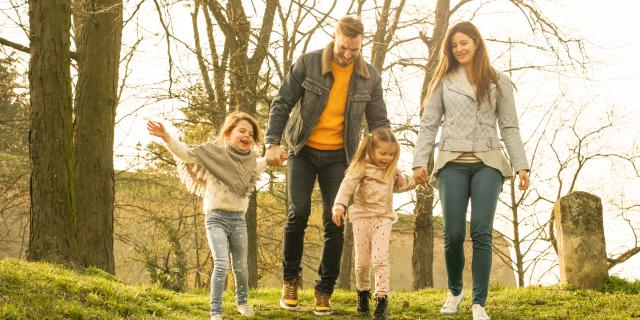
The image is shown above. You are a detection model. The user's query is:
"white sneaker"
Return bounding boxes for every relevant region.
[237,304,255,317]
[472,304,490,320]
[440,291,464,315]
[210,315,223,320]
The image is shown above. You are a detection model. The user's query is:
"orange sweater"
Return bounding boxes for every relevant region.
[306,61,354,150]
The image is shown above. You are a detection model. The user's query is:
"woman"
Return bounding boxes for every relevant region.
[412,21,530,320]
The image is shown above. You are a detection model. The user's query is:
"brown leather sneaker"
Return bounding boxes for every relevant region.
[279,276,300,310]
[313,289,333,316]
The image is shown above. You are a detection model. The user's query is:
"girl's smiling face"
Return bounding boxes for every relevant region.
[371,141,396,168]
[226,119,255,152]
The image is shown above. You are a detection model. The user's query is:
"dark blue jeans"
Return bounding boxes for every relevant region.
[282,146,347,294]
[437,162,502,307]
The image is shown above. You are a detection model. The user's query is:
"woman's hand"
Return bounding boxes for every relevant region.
[332,206,345,227]
[518,170,530,190]
[413,167,429,185]
[147,120,169,142]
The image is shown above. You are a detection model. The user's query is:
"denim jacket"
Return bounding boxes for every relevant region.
[265,42,390,161]
[413,67,529,174]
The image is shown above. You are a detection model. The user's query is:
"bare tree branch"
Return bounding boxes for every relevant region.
[0,36,79,61]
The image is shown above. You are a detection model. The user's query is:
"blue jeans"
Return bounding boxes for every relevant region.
[437,162,502,306]
[205,210,249,316]
[282,146,347,294]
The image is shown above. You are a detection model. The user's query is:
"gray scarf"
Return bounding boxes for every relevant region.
[177,140,257,197]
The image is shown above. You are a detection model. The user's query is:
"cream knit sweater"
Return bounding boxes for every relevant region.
[165,135,267,214]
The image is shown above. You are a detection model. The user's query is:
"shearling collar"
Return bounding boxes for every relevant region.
[321,41,371,80]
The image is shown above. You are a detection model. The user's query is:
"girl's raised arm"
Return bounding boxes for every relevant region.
[147,120,198,164]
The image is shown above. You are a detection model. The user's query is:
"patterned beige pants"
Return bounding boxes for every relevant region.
[352,216,393,297]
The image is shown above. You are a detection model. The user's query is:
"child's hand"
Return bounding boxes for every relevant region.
[147,120,169,142]
[280,152,288,164]
[394,168,406,186]
[332,206,344,227]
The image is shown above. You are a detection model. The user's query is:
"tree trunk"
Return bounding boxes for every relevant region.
[72,0,123,273]
[338,222,354,289]
[420,0,450,102]
[509,179,526,287]
[246,191,259,288]
[412,0,450,289]
[27,0,78,266]
[412,152,435,289]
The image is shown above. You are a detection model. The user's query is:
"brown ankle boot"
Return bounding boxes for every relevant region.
[313,289,333,316]
[279,276,300,310]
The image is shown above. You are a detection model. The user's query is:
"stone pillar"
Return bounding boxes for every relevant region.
[554,191,608,289]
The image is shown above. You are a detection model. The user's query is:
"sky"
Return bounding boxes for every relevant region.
[1,0,639,283]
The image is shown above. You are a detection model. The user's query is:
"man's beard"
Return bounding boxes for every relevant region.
[335,54,354,66]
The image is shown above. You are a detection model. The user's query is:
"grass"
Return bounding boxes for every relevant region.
[1,258,639,319]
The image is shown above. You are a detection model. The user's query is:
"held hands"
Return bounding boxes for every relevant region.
[413,167,429,185]
[518,170,530,190]
[332,206,345,227]
[147,120,169,142]
[265,145,287,166]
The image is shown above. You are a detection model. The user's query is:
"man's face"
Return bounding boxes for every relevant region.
[333,31,363,67]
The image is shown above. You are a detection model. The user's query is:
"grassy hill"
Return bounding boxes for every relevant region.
[1,259,639,319]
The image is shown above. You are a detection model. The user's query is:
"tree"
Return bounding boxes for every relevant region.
[2,0,124,272]
[26,0,78,266]
[411,0,451,290]
[0,56,30,258]
[73,0,124,274]
[188,0,278,288]
[0,55,28,155]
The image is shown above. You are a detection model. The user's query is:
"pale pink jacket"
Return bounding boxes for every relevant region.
[333,161,416,223]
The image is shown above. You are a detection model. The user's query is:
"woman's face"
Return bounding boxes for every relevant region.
[451,32,478,67]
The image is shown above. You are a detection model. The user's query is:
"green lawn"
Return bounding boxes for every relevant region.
[1,258,639,319]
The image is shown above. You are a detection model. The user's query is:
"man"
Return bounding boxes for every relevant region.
[264,15,390,316]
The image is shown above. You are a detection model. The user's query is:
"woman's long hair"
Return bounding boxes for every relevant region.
[347,127,399,179]
[425,21,499,106]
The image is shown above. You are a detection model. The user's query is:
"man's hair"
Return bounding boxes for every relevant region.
[336,15,364,38]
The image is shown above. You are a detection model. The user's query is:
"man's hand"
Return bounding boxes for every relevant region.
[266,145,285,165]
[413,167,429,185]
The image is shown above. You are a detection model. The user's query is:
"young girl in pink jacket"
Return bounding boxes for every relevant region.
[332,128,416,320]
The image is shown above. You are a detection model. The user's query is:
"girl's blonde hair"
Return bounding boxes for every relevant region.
[218,111,263,147]
[425,21,500,107]
[347,127,399,178]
